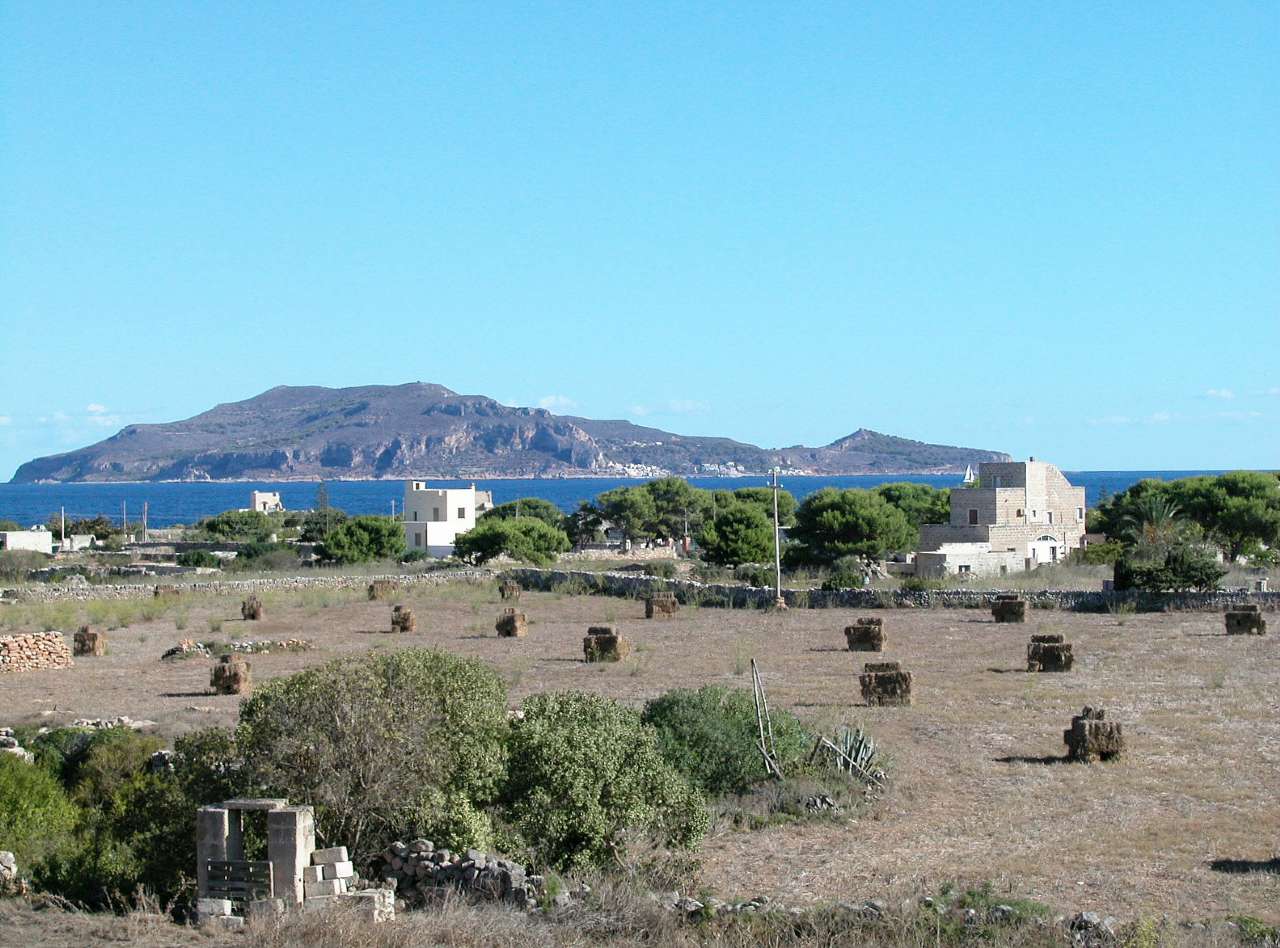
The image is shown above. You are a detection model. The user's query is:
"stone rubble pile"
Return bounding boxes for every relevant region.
[0,728,34,764]
[0,851,16,888]
[0,631,74,672]
[225,638,313,654]
[375,839,563,910]
[162,639,212,660]
[69,715,155,730]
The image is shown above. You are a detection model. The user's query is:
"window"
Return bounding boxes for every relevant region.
[1016,508,1023,518]
[457,507,466,519]
[414,532,422,547]
[1047,511,1054,524]
[999,565,1008,576]
[412,510,418,522]
[1077,507,1084,521]
[957,564,971,574]
[968,509,978,525]
[432,507,441,521]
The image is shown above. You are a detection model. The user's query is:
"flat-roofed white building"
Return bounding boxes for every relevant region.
[403,481,478,557]
[248,491,285,513]
[0,529,54,555]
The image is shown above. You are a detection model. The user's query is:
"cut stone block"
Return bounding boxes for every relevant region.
[305,878,346,897]
[583,626,630,662]
[991,595,1027,623]
[245,898,285,921]
[312,846,348,865]
[1026,634,1073,672]
[495,608,528,638]
[208,915,244,931]
[304,896,338,912]
[368,581,397,601]
[859,661,913,706]
[339,888,395,922]
[210,654,251,694]
[391,605,416,633]
[844,617,883,652]
[302,865,324,883]
[196,897,233,918]
[1225,605,1266,636]
[645,592,679,619]
[1063,706,1124,762]
[323,860,354,880]
[267,806,315,905]
[73,626,107,657]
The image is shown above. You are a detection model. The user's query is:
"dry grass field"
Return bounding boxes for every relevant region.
[3,578,1278,928]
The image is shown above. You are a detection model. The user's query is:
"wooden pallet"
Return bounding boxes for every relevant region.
[205,860,273,901]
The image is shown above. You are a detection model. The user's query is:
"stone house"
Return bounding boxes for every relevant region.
[402,481,479,557]
[916,459,1086,578]
[247,491,285,514]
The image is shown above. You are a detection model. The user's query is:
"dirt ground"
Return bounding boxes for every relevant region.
[2,580,1278,923]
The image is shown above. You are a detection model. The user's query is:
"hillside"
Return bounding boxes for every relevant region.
[10,383,1011,482]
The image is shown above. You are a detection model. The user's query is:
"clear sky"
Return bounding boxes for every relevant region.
[1,3,1276,480]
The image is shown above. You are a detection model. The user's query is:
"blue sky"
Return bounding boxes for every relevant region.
[1,2,1276,480]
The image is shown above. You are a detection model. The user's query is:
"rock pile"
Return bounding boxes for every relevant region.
[583,626,630,662]
[1225,604,1266,636]
[225,638,312,654]
[859,661,912,706]
[375,839,555,910]
[211,654,251,695]
[495,608,528,638]
[844,618,884,651]
[991,595,1027,623]
[69,715,155,730]
[1064,707,1123,762]
[162,639,212,660]
[1026,633,1073,672]
[1,729,34,764]
[0,632,74,672]
[499,580,521,602]
[153,584,181,598]
[645,591,679,619]
[74,625,107,657]
[241,596,264,621]
[0,851,16,887]
[391,606,416,633]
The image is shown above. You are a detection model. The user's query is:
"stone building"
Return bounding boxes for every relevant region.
[247,491,285,513]
[402,480,479,557]
[916,459,1086,578]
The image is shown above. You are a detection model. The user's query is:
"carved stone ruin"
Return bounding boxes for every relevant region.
[390,606,416,634]
[991,594,1027,624]
[368,581,397,601]
[844,617,884,652]
[645,591,679,619]
[241,596,264,621]
[1026,633,1073,672]
[498,580,521,602]
[211,654,251,695]
[859,661,912,706]
[1063,706,1123,762]
[74,625,108,657]
[583,625,631,662]
[1225,603,1266,636]
[495,608,528,638]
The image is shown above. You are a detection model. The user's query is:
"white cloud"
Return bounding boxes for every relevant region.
[86,403,108,414]
[628,404,651,417]
[1216,410,1263,421]
[0,415,10,426]
[628,400,709,419]
[1088,412,1175,427]
[1262,387,1280,397]
[1205,388,1235,400]
[537,394,577,412]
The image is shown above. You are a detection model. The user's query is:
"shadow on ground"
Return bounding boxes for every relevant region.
[1209,857,1280,875]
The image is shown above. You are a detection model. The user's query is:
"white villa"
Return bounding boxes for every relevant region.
[915,459,1087,578]
[402,481,485,557]
[247,491,285,513]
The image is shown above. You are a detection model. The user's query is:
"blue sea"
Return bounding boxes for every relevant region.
[0,472,1225,529]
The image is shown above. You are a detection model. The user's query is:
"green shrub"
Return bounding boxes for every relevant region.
[819,556,869,591]
[642,686,813,796]
[734,563,775,588]
[899,576,943,593]
[317,516,406,564]
[70,729,165,805]
[454,517,570,567]
[176,550,220,568]
[1114,542,1226,593]
[28,727,97,787]
[402,788,497,853]
[237,648,509,857]
[1074,540,1125,566]
[0,755,78,868]
[503,690,708,871]
[642,560,677,579]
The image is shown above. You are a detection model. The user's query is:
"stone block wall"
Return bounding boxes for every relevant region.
[0,632,74,672]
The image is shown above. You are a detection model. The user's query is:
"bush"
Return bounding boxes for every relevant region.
[734,563,775,588]
[176,550,220,568]
[1075,540,1125,566]
[899,576,943,593]
[237,649,509,857]
[698,503,774,566]
[317,516,406,564]
[785,488,915,566]
[819,555,870,591]
[1115,542,1227,593]
[0,755,78,869]
[0,549,48,582]
[453,517,570,567]
[197,509,276,542]
[503,691,708,871]
[401,788,497,853]
[642,686,812,796]
[642,560,677,579]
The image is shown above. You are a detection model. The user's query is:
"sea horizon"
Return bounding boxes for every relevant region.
[0,470,1234,529]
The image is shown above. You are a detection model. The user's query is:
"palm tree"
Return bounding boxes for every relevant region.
[1120,495,1184,547]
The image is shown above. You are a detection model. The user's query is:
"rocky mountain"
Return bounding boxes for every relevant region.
[10,383,1011,482]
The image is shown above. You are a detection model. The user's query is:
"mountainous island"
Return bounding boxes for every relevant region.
[11,383,1011,483]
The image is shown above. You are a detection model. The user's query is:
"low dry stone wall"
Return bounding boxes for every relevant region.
[2,568,496,604]
[0,632,74,672]
[504,568,1280,614]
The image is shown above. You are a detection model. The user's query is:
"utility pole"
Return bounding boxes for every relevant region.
[142,502,148,543]
[770,469,786,610]
[60,507,65,546]
[122,501,127,537]
[391,499,397,520]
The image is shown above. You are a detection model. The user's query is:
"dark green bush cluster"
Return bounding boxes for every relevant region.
[454,516,570,566]
[642,686,812,796]
[175,550,220,568]
[1114,542,1226,593]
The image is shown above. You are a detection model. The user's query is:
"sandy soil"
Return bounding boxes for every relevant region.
[2,581,1277,922]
